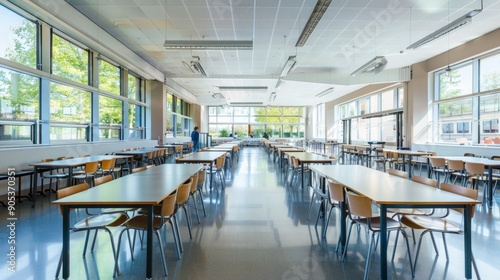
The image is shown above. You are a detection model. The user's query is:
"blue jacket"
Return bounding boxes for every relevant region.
[191,130,199,142]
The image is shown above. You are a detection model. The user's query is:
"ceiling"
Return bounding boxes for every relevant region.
[64,0,500,107]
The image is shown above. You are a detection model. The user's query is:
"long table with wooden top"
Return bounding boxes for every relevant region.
[427,156,500,207]
[29,154,133,207]
[285,152,335,188]
[176,151,226,189]
[383,149,434,179]
[309,164,481,280]
[52,163,203,279]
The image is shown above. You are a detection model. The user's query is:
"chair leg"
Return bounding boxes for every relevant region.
[173,215,184,253]
[82,230,91,257]
[413,230,431,272]
[442,232,449,260]
[197,190,207,217]
[191,194,201,224]
[341,221,356,262]
[307,191,316,221]
[363,232,376,280]
[154,230,168,276]
[182,206,193,239]
[169,220,182,259]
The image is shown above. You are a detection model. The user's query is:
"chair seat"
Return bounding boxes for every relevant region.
[122,215,171,229]
[389,208,429,216]
[43,173,69,179]
[101,207,137,214]
[400,215,461,233]
[353,216,403,231]
[74,213,127,229]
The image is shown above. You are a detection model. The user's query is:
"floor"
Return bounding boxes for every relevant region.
[1,146,499,280]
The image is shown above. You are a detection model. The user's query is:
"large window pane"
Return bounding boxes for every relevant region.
[100,96,122,125]
[438,64,473,100]
[381,90,394,111]
[0,6,37,68]
[50,83,90,123]
[0,124,33,142]
[128,74,139,100]
[50,126,87,141]
[480,93,500,141]
[437,99,473,143]
[0,67,39,119]
[99,59,120,95]
[480,54,500,91]
[52,33,88,84]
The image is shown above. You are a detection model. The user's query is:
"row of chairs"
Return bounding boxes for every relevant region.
[55,165,208,278]
[309,169,479,279]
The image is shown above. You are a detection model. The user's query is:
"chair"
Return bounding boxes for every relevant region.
[400,183,479,277]
[209,155,226,190]
[388,168,408,178]
[428,157,449,185]
[191,169,207,218]
[323,180,344,245]
[72,161,99,187]
[446,159,466,185]
[341,190,414,279]
[175,177,194,240]
[411,151,435,176]
[290,157,310,188]
[306,172,328,230]
[464,153,475,157]
[95,158,116,178]
[132,166,147,173]
[55,182,127,278]
[40,159,69,198]
[114,192,179,277]
[187,172,203,224]
[464,162,487,203]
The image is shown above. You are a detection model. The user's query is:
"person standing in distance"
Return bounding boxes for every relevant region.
[191,126,200,152]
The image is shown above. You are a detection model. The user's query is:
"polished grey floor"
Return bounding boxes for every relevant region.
[1,147,499,279]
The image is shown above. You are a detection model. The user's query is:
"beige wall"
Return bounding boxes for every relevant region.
[150,80,166,143]
[325,28,500,149]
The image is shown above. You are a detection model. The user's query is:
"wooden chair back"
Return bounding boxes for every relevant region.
[388,168,408,178]
[440,183,478,217]
[94,175,113,186]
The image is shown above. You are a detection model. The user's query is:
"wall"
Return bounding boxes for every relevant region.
[150,80,166,143]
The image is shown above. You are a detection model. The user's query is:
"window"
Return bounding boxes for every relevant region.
[129,103,144,139]
[99,95,122,141]
[50,83,90,124]
[442,123,454,133]
[0,67,39,120]
[335,86,403,143]
[480,53,500,91]
[482,119,499,133]
[438,64,473,100]
[51,33,89,84]
[457,122,470,134]
[0,5,37,69]
[209,106,305,138]
[99,59,120,95]
[128,74,140,100]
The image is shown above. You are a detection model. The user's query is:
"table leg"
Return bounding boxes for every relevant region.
[31,167,38,208]
[464,204,472,279]
[146,205,154,278]
[62,205,70,278]
[301,162,304,189]
[407,155,413,179]
[488,166,493,208]
[210,162,214,190]
[379,205,388,279]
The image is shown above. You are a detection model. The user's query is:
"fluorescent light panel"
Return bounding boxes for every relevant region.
[164,40,253,50]
[280,56,297,78]
[295,0,332,47]
[315,87,334,97]
[406,9,482,50]
[350,56,387,76]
